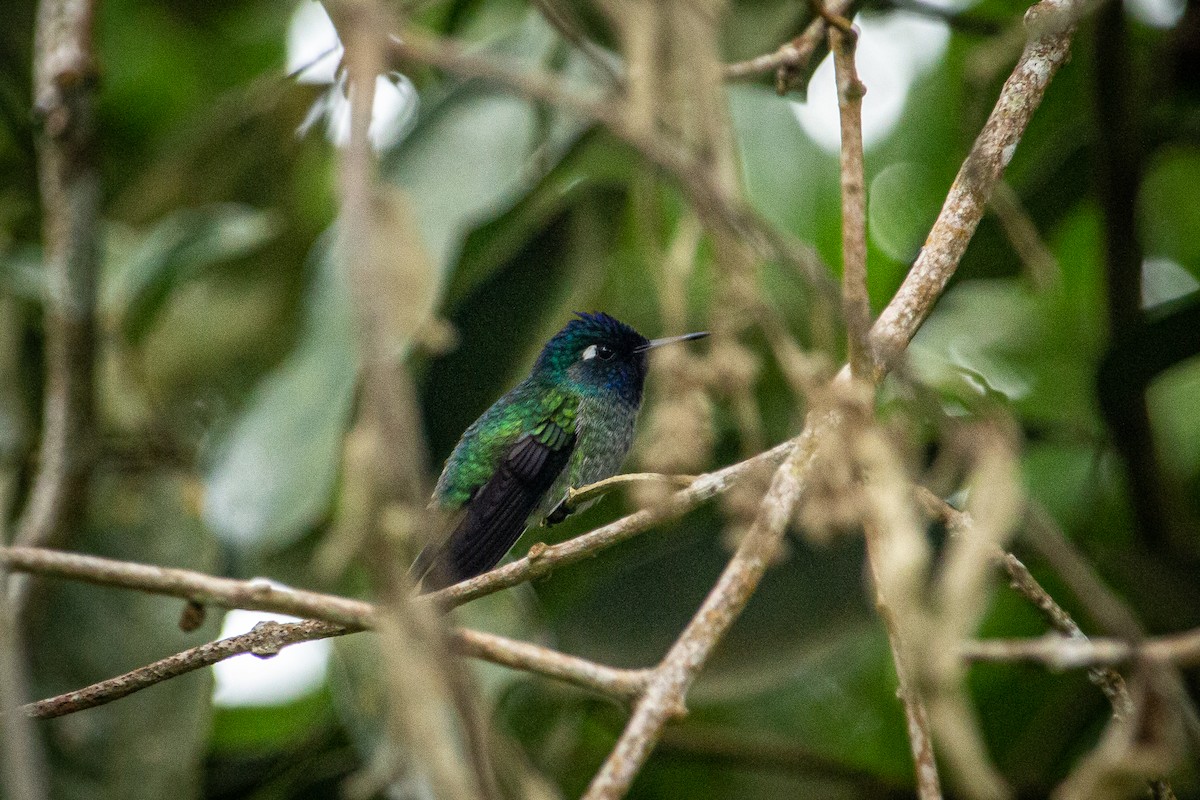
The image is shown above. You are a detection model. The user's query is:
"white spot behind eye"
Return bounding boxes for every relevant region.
[581,344,598,361]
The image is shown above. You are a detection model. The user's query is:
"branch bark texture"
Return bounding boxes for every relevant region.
[18,0,101,556]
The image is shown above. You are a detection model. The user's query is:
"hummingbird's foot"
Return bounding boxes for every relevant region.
[546,496,574,526]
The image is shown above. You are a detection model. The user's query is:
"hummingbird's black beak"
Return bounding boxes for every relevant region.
[635,331,710,353]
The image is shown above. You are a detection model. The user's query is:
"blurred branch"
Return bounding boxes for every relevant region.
[386,30,837,300]
[530,0,623,86]
[823,11,873,377]
[656,723,908,794]
[988,181,1059,290]
[13,0,101,583]
[858,432,943,800]
[724,0,854,94]
[868,0,1088,376]
[17,5,98,527]
[2,0,103,795]
[0,591,45,799]
[960,629,1200,668]
[582,418,824,799]
[336,1,491,794]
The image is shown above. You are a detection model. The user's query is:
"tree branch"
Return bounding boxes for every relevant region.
[19,618,650,720]
[428,439,797,608]
[2,548,655,716]
[22,619,347,719]
[16,0,101,557]
[825,14,873,378]
[960,629,1200,669]
[724,0,855,95]
[868,0,1086,376]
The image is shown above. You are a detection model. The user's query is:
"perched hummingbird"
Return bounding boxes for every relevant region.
[412,312,708,592]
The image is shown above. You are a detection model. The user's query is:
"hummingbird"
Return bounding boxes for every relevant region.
[412,312,708,592]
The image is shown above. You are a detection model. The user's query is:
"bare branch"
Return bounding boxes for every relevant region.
[724,0,855,95]
[452,629,650,702]
[23,619,347,719]
[16,0,101,558]
[825,16,872,377]
[960,630,1200,669]
[2,548,657,715]
[1,546,379,627]
[868,0,1087,375]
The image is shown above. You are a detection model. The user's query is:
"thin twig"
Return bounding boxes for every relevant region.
[452,629,650,702]
[724,0,855,95]
[824,14,872,378]
[22,619,348,719]
[960,630,1200,668]
[563,472,697,509]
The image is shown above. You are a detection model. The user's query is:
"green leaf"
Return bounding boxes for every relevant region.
[105,203,279,344]
[201,237,356,550]
[1139,146,1200,272]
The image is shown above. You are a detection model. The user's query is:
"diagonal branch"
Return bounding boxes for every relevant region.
[868,0,1086,375]
[20,618,650,720]
[429,439,797,608]
[23,619,348,719]
[581,417,826,799]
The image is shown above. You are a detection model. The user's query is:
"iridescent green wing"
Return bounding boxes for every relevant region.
[417,390,578,590]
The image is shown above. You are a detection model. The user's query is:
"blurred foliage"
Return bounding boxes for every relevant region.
[2,0,1200,798]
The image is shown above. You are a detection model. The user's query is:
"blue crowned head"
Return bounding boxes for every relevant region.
[532,312,652,406]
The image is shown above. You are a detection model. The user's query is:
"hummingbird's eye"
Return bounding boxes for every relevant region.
[596,344,615,360]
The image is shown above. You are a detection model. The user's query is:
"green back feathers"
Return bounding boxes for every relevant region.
[434,383,579,508]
